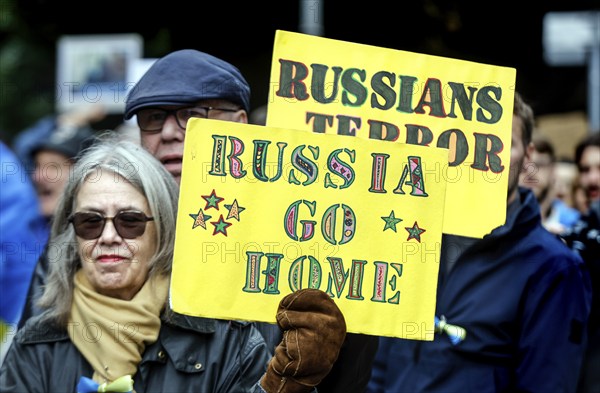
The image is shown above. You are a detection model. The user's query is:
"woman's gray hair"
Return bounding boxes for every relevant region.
[38,132,179,326]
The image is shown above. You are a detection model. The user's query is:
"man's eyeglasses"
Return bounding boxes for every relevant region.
[69,211,154,240]
[136,106,240,132]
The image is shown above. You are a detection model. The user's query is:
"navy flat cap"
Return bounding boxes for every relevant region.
[125,49,251,119]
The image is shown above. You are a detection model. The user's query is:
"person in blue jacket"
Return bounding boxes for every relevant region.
[0,141,48,363]
[367,92,592,393]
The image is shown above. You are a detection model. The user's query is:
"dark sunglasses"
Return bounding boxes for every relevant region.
[69,211,154,240]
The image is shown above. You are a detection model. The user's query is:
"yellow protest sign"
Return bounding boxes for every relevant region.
[171,118,448,339]
[266,30,516,238]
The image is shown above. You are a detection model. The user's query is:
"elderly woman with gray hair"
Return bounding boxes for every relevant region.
[0,134,346,393]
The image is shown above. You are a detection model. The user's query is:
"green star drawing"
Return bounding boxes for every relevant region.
[211,215,232,236]
[202,189,224,210]
[189,208,211,229]
[405,221,426,242]
[225,199,245,221]
[381,210,403,232]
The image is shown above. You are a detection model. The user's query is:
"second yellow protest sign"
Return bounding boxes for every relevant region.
[171,118,448,340]
[266,30,516,238]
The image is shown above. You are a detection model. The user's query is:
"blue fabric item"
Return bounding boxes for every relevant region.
[367,187,592,393]
[0,142,49,327]
[77,375,133,393]
[76,376,100,393]
[124,49,251,119]
[553,198,581,228]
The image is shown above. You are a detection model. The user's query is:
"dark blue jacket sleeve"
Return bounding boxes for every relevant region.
[516,252,592,392]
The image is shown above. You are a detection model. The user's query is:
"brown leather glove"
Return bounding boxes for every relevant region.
[260,289,347,393]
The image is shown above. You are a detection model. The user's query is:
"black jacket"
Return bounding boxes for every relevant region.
[19,253,379,393]
[1,310,272,392]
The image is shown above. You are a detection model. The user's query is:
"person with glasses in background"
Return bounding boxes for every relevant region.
[0,135,346,392]
[122,49,379,393]
[519,135,581,234]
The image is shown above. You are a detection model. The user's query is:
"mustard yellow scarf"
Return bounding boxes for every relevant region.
[69,270,169,384]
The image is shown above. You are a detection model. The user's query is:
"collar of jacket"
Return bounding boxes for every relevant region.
[486,186,540,240]
[17,308,231,345]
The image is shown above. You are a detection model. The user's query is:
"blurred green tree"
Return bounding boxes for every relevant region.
[1,0,56,144]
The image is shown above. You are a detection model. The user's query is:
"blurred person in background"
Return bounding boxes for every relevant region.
[11,116,54,171]
[561,132,600,393]
[17,121,98,328]
[554,159,580,208]
[0,142,47,364]
[30,124,96,222]
[575,133,600,209]
[573,179,590,215]
[12,105,106,171]
[519,135,580,234]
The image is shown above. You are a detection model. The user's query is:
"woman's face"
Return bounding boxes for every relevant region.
[74,169,157,300]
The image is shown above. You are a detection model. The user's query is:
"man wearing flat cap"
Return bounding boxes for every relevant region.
[125,49,378,393]
[125,49,250,185]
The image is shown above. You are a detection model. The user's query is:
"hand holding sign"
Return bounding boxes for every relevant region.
[261,289,346,393]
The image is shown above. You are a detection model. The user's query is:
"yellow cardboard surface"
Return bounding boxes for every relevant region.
[171,118,448,339]
[266,30,516,237]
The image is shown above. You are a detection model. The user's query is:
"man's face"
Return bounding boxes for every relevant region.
[33,149,73,218]
[507,114,533,204]
[553,162,578,205]
[519,149,553,203]
[138,100,247,185]
[579,145,600,203]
